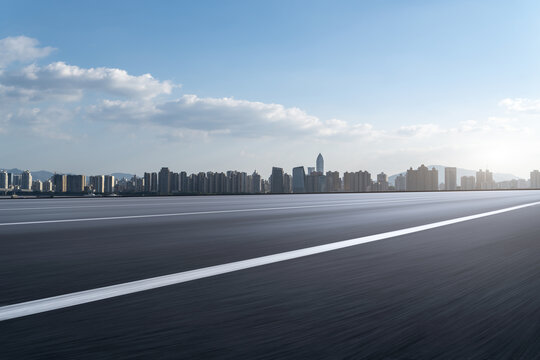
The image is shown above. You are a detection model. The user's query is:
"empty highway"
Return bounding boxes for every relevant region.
[2,191,540,359]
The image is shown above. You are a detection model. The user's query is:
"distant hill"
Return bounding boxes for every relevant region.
[1,168,55,182]
[388,165,520,186]
[111,173,135,180]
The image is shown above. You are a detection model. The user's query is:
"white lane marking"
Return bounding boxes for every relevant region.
[0,198,455,226]
[1,200,539,321]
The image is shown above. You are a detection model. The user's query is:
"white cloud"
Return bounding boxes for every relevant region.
[499,98,540,113]
[11,107,74,140]
[0,36,55,68]
[1,61,174,100]
[86,95,380,140]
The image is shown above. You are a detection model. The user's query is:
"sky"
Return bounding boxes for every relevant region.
[1,0,540,178]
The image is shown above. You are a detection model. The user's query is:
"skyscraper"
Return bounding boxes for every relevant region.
[0,170,8,189]
[52,174,67,193]
[158,167,171,195]
[461,176,476,190]
[90,175,105,193]
[395,174,406,191]
[374,172,388,191]
[21,170,32,190]
[292,166,306,193]
[445,167,457,191]
[531,170,540,189]
[104,175,115,193]
[251,171,261,193]
[144,172,152,193]
[270,167,284,193]
[66,174,86,193]
[476,169,494,190]
[406,165,438,191]
[325,171,341,192]
[316,153,324,173]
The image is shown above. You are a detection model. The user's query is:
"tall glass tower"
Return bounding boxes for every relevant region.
[316,153,324,173]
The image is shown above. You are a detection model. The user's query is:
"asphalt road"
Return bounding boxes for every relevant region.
[2,191,540,359]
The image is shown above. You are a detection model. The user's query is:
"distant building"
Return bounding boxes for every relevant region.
[325,171,341,192]
[158,167,171,195]
[52,174,67,193]
[307,167,315,175]
[150,172,158,192]
[104,175,115,193]
[0,170,8,189]
[12,174,21,187]
[343,171,371,192]
[43,180,53,192]
[66,174,86,193]
[316,153,324,173]
[283,173,292,193]
[476,169,494,190]
[373,172,389,192]
[143,172,152,193]
[445,167,457,191]
[461,176,476,190]
[271,167,284,193]
[292,166,306,193]
[251,171,261,193]
[531,170,540,189]
[406,165,438,191]
[32,180,43,192]
[395,174,406,191]
[6,172,13,188]
[21,170,32,190]
[90,175,105,193]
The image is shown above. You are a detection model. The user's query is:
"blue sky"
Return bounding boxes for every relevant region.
[1,1,540,177]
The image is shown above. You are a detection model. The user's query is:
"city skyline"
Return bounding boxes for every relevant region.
[3,2,540,178]
[2,152,539,194]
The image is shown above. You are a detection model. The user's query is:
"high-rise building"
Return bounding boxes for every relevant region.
[271,167,284,193]
[43,180,53,192]
[21,170,32,190]
[104,175,115,193]
[343,171,371,192]
[283,173,292,193]
[531,170,540,189]
[316,153,324,173]
[395,174,406,191]
[307,167,315,175]
[461,176,476,190]
[373,172,388,191]
[0,170,8,189]
[13,174,22,187]
[144,172,152,193]
[150,172,158,192]
[158,167,171,195]
[292,166,306,193]
[171,172,179,193]
[52,174,67,193]
[251,171,261,193]
[476,169,494,190]
[90,175,104,193]
[326,171,341,192]
[66,174,86,193]
[406,165,438,191]
[32,180,43,192]
[445,167,457,191]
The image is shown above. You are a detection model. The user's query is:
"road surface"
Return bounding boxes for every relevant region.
[2,191,540,359]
